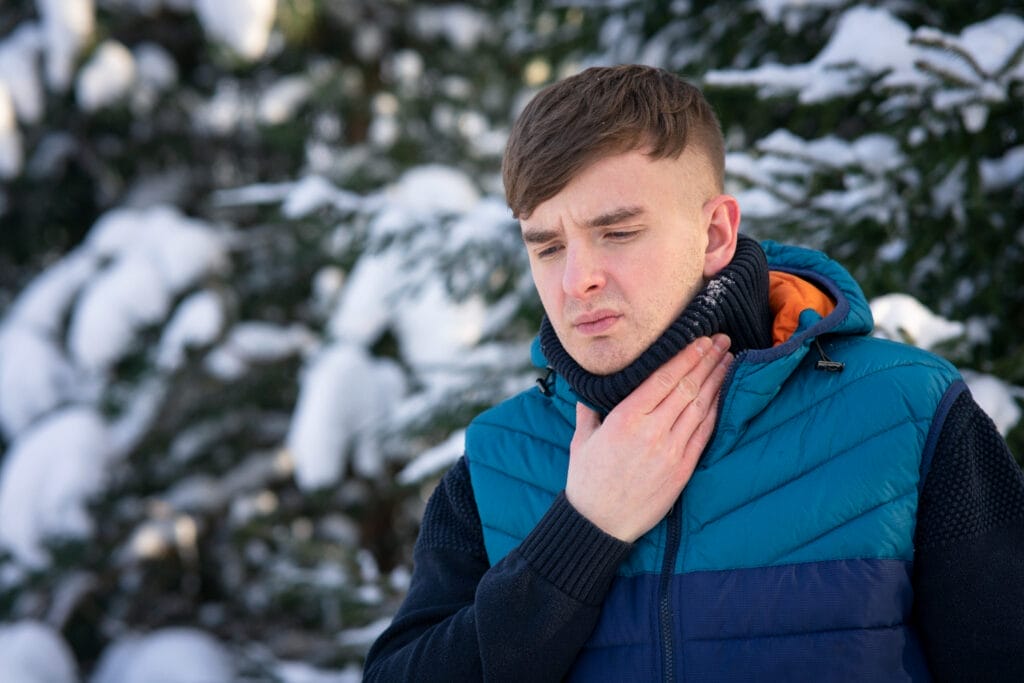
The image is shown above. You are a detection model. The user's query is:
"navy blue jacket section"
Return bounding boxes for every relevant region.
[571,560,930,682]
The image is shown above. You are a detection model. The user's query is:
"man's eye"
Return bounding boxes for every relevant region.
[536,245,563,259]
[606,231,638,241]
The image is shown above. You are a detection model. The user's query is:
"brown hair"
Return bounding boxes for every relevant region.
[502,65,725,219]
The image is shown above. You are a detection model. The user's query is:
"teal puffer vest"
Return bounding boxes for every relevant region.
[465,242,962,681]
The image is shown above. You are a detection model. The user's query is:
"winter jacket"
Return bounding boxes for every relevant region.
[364,242,1024,682]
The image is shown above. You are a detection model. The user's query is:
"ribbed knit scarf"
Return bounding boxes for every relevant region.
[539,234,774,413]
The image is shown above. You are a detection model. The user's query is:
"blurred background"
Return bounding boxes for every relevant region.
[0,0,1021,680]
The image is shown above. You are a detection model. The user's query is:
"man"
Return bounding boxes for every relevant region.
[364,65,1024,681]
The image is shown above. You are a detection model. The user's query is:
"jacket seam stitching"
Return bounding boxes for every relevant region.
[917,379,968,496]
[737,359,954,447]
[696,417,930,533]
[768,488,917,565]
[684,621,909,643]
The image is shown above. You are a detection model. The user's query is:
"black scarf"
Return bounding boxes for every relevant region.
[539,234,774,413]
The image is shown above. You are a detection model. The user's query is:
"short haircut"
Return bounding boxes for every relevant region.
[502,65,725,219]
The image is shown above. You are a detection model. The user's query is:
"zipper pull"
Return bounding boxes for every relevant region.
[814,338,844,372]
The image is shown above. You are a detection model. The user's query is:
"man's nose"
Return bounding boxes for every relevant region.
[562,243,606,299]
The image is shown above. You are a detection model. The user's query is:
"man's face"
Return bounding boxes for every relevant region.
[521,149,716,375]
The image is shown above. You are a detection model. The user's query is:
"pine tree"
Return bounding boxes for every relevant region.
[0,1,1020,680]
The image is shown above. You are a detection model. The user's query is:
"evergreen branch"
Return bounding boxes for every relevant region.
[912,59,981,90]
[911,31,987,80]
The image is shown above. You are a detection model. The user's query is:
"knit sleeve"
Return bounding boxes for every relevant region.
[363,457,631,682]
[913,390,1024,681]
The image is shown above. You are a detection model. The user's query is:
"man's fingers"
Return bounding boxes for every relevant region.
[627,334,731,415]
[649,333,730,418]
[679,392,720,470]
[571,402,601,451]
[671,350,731,437]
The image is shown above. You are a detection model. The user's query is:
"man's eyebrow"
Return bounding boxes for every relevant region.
[585,205,645,228]
[521,227,560,245]
[521,205,646,244]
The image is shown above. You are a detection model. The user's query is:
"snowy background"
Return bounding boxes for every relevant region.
[0,1,1022,681]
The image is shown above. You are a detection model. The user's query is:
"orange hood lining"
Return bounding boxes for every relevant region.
[769,271,836,346]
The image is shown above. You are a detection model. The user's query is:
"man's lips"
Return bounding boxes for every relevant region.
[572,311,622,335]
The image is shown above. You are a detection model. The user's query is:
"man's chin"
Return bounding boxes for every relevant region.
[571,345,636,376]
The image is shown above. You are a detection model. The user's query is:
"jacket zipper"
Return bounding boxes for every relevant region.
[659,350,743,681]
[659,497,683,682]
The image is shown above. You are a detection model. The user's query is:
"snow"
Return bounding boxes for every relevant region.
[877,239,907,263]
[86,205,228,292]
[156,290,225,371]
[36,0,95,91]
[131,41,178,112]
[870,293,965,351]
[281,175,364,218]
[961,370,1024,437]
[203,321,315,381]
[324,165,490,372]
[916,14,1024,78]
[0,407,111,567]
[327,245,488,371]
[731,187,790,219]
[4,249,98,334]
[706,8,1024,107]
[398,429,466,485]
[76,40,135,112]
[0,82,23,179]
[0,203,233,566]
[389,50,425,90]
[0,23,45,125]
[337,616,392,649]
[91,627,235,683]
[412,5,492,51]
[285,344,407,489]
[193,0,277,61]
[755,0,845,25]
[68,253,171,371]
[275,661,362,683]
[0,621,78,683]
[193,79,244,135]
[395,280,489,368]
[133,42,178,91]
[380,163,481,217]
[368,114,399,147]
[0,327,81,439]
[980,145,1024,192]
[66,206,227,371]
[258,75,313,125]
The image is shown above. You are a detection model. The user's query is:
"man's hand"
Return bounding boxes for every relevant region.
[565,334,733,542]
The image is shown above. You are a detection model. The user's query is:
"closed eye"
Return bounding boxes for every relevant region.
[535,244,563,259]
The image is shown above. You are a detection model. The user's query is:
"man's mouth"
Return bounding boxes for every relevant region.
[572,311,622,336]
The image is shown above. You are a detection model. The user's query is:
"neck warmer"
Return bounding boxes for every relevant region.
[539,234,773,413]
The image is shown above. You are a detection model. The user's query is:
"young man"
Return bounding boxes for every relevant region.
[364,65,1024,681]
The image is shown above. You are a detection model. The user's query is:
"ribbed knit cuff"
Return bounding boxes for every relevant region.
[515,492,632,606]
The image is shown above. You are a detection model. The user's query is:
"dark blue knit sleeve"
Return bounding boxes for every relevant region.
[913,390,1024,681]
[363,456,631,682]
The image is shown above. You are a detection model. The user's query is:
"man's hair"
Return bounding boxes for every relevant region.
[502,64,725,219]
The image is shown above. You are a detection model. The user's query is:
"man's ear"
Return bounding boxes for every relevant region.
[702,194,741,279]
